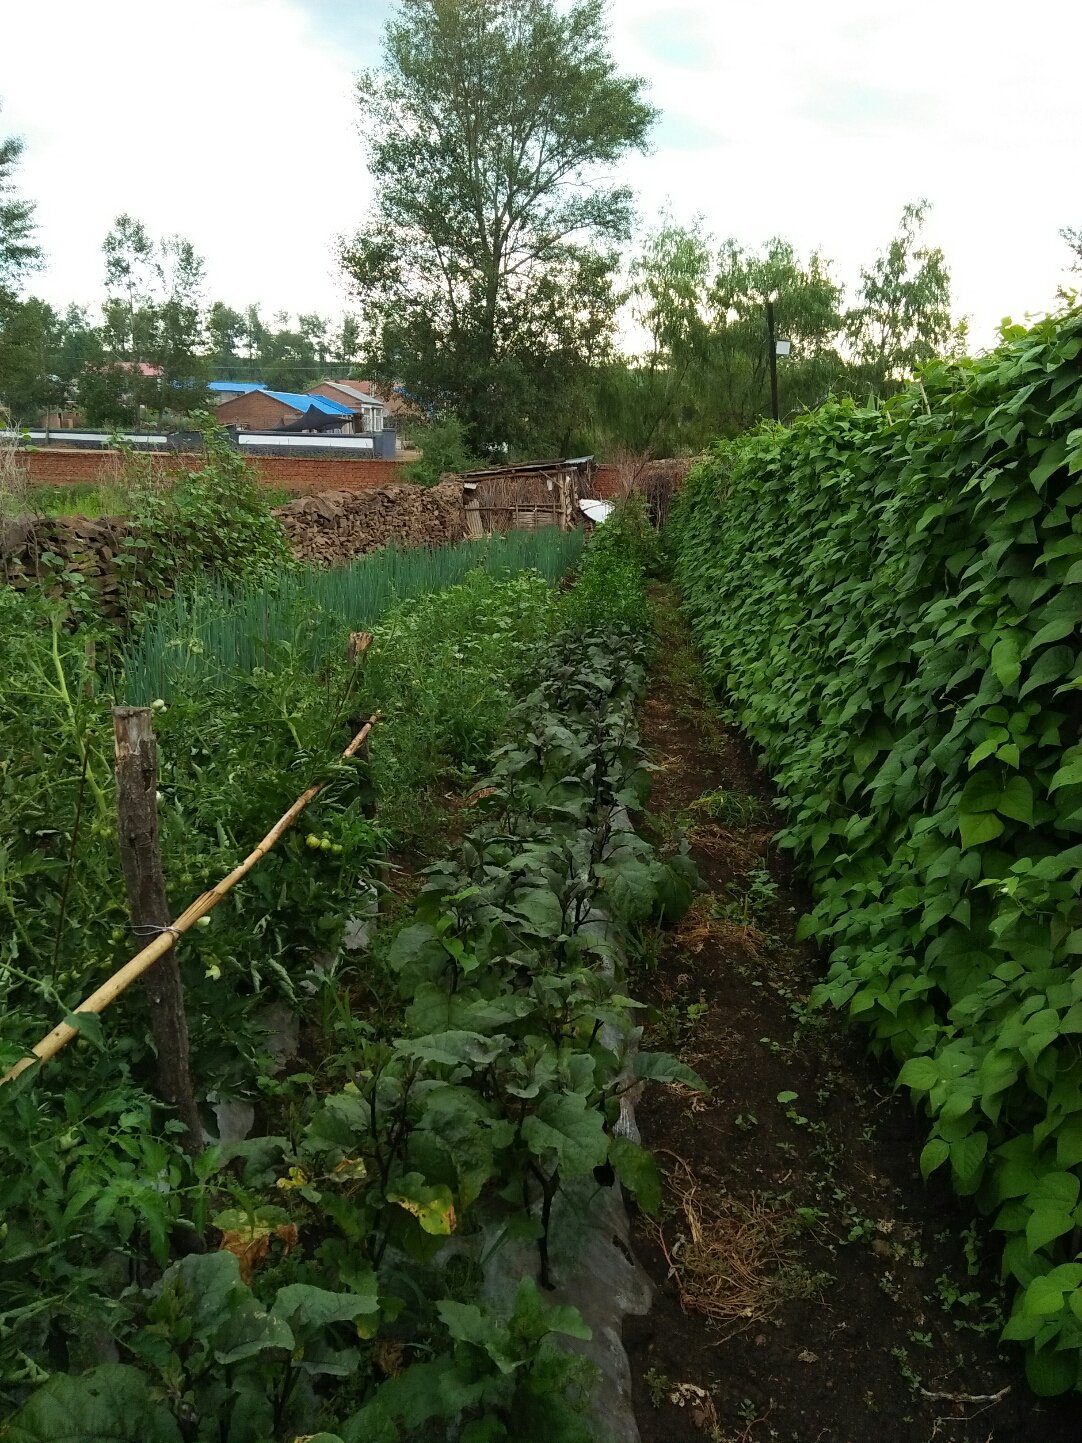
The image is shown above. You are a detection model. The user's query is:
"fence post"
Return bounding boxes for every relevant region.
[113,706,203,1155]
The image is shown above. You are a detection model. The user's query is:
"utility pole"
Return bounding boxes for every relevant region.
[766,300,780,423]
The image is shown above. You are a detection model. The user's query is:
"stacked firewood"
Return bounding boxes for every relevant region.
[273,480,466,565]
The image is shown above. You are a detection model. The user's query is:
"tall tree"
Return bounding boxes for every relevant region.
[1061,227,1082,272]
[342,0,656,454]
[334,316,361,370]
[0,103,40,309]
[102,214,158,354]
[589,227,845,454]
[298,313,330,368]
[100,217,209,415]
[207,301,246,372]
[707,238,845,430]
[845,200,961,390]
[0,102,45,419]
[0,297,61,422]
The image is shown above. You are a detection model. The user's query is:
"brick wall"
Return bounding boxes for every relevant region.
[24,449,170,487]
[594,465,619,498]
[249,456,410,494]
[23,448,412,494]
[22,449,681,503]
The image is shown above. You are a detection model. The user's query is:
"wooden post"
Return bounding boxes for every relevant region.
[113,707,203,1155]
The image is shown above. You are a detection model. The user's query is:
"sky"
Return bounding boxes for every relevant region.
[1,0,1080,352]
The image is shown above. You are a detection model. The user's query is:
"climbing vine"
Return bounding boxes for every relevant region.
[668,306,1082,1395]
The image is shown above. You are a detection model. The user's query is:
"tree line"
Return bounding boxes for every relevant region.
[3,0,1079,456]
[0,168,364,427]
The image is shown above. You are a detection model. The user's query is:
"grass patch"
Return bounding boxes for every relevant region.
[689,787,762,830]
[18,482,299,519]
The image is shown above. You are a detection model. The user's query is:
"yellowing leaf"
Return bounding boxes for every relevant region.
[387,1174,457,1235]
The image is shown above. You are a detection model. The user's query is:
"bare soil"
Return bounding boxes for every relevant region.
[625,588,1080,1443]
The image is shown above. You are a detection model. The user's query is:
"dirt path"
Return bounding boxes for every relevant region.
[624,589,1078,1443]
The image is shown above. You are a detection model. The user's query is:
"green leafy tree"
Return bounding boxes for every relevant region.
[4,301,105,422]
[102,214,157,354]
[403,414,479,486]
[707,237,845,430]
[342,0,656,455]
[206,301,246,373]
[52,304,104,387]
[100,217,209,417]
[76,362,139,427]
[298,312,330,368]
[0,103,40,308]
[845,200,962,390]
[0,102,45,420]
[258,313,319,391]
[590,227,845,453]
[0,296,62,422]
[334,315,361,371]
[1061,227,1082,272]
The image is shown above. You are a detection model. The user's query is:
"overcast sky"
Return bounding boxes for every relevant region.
[2,0,1080,350]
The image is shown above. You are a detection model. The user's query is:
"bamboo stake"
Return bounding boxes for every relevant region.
[0,712,382,1088]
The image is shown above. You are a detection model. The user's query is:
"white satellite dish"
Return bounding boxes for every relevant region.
[579,498,614,524]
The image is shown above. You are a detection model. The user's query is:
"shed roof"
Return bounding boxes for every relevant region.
[209,381,267,394]
[314,380,386,406]
[263,389,354,417]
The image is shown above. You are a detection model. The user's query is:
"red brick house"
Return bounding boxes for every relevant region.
[212,388,355,432]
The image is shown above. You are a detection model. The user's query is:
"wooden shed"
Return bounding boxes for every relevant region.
[455,457,597,536]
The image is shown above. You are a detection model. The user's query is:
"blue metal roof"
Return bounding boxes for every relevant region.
[209,380,267,393]
[262,390,355,416]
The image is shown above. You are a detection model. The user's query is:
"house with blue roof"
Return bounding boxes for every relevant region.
[211,386,357,433]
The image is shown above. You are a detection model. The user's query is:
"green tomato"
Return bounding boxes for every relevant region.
[320,838,333,852]
[306,833,321,849]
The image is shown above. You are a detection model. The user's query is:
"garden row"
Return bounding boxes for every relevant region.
[1,502,698,1438]
[667,305,1082,1395]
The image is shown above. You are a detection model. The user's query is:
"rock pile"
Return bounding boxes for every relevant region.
[0,514,132,619]
[273,479,465,565]
[0,480,470,621]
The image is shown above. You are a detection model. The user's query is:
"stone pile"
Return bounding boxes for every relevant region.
[0,480,470,621]
[0,514,132,619]
[273,479,465,565]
